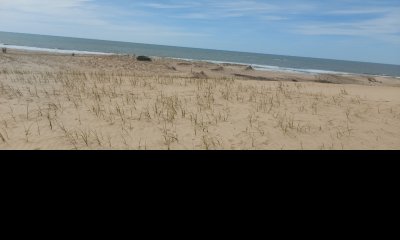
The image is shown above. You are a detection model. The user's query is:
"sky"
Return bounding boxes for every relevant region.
[0,0,399,65]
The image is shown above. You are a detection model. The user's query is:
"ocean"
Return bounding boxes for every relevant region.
[1,31,400,77]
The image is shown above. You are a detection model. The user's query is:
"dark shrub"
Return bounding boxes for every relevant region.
[137,56,152,62]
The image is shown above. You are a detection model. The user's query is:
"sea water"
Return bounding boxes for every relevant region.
[1,31,399,77]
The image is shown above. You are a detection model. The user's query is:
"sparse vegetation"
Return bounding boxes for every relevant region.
[0,52,399,149]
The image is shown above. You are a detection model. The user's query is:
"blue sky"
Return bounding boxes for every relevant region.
[0,0,399,64]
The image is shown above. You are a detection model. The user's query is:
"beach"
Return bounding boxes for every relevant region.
[1,49,400,149]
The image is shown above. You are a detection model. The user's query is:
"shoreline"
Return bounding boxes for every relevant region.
[2,43,399,79]
[0,43,113,56]
[169,57,358,76]
[2,47,400,87]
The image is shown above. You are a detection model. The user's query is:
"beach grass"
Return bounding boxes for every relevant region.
[0,50,399,150]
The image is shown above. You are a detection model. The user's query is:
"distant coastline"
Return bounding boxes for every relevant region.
[2,43,398,79]
[0,43,112,56]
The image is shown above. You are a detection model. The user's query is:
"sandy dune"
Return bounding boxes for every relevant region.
[1,50,399,150]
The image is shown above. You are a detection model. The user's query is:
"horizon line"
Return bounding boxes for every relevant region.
[1,30,399,66]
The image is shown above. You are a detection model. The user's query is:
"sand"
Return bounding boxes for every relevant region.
[0,49,399,150]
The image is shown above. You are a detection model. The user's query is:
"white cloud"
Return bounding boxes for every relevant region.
[211,1,278,13]
[261,16,289,21]
[0,0,91,15]
[328,8,391,15]
[297,15,399,31]
[142,2,197,9]
[144,0,315,20]
[294,6,400,43]
[0,0,207,43]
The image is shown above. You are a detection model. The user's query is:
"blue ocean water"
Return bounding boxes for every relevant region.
[1,31,399,77]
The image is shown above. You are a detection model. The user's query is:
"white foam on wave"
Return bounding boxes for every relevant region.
[0,43,113,55]
[171,57,353,76]
[171,57,251,67]
[251,64,352,75]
